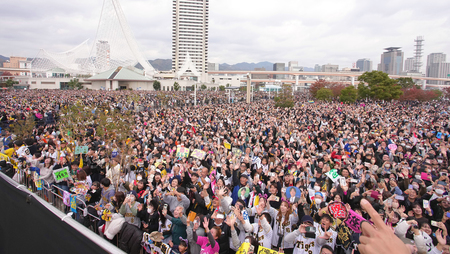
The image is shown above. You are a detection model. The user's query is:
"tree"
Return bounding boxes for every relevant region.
[5,79,18,87]
[358,71,403,100]
[219,85,225,91]
[201,84,207,90]
[443,87,450,99]
[316,88,334,101]
[10,114,36,140]
[396,77,418,89]
[67,78,83,90]
[153,80,161,91]
[340,86,358,103]
[432,89,443,99]
[329,83,347,97]
[226,83,230,87]
[357,83,371,99]
[309,80,328,98]
[173,82,180,91]
[274,84,294,108]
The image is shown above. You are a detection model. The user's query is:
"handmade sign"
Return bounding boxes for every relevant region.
[236,242,250,254]
[232,148,243,157]
[224,141,231,150]
[70,195,77,213]
[176,147,190,158]
[63,191,71,206]
[53,167,71,183]
[286,186,301,199]
[74,146,89,154]
[328,201,348,219]
[257,246,279,253]
[388,143,397,152]
[344,209,366,233]
[325,169,340,182]
[191,149,206,160]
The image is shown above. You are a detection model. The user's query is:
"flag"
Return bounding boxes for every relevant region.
[70,195,77,213]
[63,191,71,206]
[79,154,83,168]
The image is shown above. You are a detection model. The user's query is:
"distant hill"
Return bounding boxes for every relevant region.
[149,59,172,71]
[0,55,8,67]
[219,61,274,71]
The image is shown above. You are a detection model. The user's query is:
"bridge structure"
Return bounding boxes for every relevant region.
[208,70,450,89]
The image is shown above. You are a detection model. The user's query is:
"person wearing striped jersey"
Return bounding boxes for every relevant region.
[266,200,299,254]
[284,215,320,254]
[315,214,337,253]
[250,209,273,249]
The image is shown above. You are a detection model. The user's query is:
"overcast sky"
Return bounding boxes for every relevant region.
[1,0,449,70]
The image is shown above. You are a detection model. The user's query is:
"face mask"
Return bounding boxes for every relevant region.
[385,165,390,168]
[137,176,143,181]
[315,198,322,205]
[314,186,321,192]
[436,189,445,195]
[147,207,153,214]
[438,160,443,164]
[415,175,421,180]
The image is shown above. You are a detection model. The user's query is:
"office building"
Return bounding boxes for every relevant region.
[322,63,339,72]
[426,53,450,85]
[404,57,415,72]
[172,0,209,82]
[356,58,372,72]
[288,61,298,71]
[273,63,285,79]
[378,47,404,75]
[314,64,321,72]
[208,63,219,71]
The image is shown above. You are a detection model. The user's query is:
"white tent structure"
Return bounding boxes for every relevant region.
[176,52,201,79]
[31,0,155,77]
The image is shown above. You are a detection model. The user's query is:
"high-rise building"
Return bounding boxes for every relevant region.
[426,53,450,85]
[288,61,298,71]
[314,64,321,72]
[378,47,404,75]
[172,0,209,82]
[273,63,285,79]
[356,58,372,72]
[207,63,219,71]
[404,57,415,72]
[322,63,339,72]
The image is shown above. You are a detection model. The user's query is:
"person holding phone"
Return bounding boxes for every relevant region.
[284,215,319,254]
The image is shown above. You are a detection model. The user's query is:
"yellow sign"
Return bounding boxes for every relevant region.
[224,141,231,150]
[257,246,279,254]
[236,242,250,254]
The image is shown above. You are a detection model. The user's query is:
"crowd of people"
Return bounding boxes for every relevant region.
[1,89,450,254]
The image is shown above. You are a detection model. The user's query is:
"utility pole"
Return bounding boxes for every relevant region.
[246,73,251,103]
[194,83,197,106]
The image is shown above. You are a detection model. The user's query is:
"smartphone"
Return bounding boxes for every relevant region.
[446,212,450,218]
[281,188,286,193]
[163,204,168,213]
[423,200,429,209]
[305,226,316,232]
[395,195,405,201]
[431,220,439,227]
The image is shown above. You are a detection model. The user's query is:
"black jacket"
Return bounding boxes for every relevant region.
[118,223,143,254]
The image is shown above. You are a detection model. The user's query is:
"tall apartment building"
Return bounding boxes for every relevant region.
[172,0,209,82]
[356,58,372,72]
[273,63,285,79]
[426,53,450,85]
[314,64,321,72]
[378,47,404,75]
[404,57,415,72]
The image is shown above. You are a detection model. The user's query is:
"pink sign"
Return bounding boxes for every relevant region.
[388,144,397,152]
[345,209,366,233]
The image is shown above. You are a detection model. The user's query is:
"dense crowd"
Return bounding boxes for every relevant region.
[1,89,450,254]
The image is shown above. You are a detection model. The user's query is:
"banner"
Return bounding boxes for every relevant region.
[35,179,43,191]
[53,167,71,183]
[191,149,206,160]
[176,147,190,158]
[236,242,250,254]
[325,169,340,182]
[74,146,89,155]
[70,195,77,213]
[63,191,71,206]
[258,246,279,254]
[232,148,243,157]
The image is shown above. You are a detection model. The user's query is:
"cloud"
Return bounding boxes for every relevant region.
[0,0,448,70]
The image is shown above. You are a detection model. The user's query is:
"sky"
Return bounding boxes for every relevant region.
[1,0,449,70]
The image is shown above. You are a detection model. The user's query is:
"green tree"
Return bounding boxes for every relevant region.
[340,86,358,103]
[219,85,225,91]
[153,80,161,91]
[358,71,403,100]
[201,84,207,90]
[67,78,83,90]
[173,82,180,91]
[226,83,230,87]
[10,114,36,140]
[396,77,418,89]
[316,88,334,101]
[274,84,294,108]
[432,89,443,99]
[5,79,18,87]
[357,83,371,99]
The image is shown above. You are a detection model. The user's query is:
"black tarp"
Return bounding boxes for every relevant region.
[0,173,121,254]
